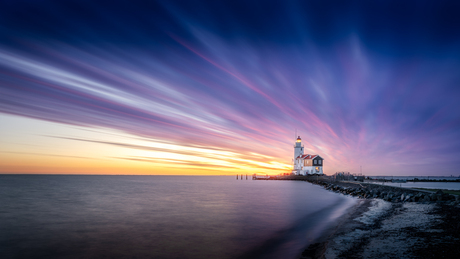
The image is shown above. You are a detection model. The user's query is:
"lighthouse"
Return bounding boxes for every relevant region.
[294,136,304,159]
[292,135,324,175]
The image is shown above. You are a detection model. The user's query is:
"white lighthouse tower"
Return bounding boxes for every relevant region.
[292,136,304,175]
[294,136,304,161]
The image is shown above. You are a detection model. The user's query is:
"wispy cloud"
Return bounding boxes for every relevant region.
[1,1,460,175]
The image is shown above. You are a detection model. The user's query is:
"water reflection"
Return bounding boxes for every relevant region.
[0,175,356,258]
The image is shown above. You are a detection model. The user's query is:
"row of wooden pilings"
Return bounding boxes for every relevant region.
[236,174,249,180]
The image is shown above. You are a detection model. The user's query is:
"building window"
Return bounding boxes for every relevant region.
[319,160,322,165]
[314,160,317,165]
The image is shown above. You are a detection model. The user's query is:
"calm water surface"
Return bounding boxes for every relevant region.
[0,175,356,259]
[371,181,460,190]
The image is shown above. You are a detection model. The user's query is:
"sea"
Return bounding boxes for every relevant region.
[0,175,357,259]
[367,176,460,190]
[368,181,460,190]
[369,176,460,181]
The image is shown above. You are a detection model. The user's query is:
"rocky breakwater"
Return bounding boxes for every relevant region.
[310,180,459,205]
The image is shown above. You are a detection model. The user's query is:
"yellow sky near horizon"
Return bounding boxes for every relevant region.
[0,114,292,175]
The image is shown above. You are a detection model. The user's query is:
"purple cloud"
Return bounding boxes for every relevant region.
[1,1,460,175]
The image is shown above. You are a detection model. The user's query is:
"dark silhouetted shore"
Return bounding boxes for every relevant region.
[297,179,460,258]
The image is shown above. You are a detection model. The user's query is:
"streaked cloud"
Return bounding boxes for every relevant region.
[1,1,460,175]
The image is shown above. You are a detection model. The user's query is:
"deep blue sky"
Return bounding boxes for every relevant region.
[2,1,459,52]
[1,0,460,175]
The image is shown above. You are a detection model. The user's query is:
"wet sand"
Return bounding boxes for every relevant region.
[300,199,460,258]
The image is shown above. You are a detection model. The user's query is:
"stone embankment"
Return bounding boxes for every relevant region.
[310,180,460,205]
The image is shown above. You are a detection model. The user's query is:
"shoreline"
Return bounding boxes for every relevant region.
[299,199,374,259]
[299,180,460,258]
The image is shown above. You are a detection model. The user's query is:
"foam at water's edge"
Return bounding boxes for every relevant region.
[354,199,392,225]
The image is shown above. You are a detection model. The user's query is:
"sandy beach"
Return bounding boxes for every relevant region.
[300,184,460,259]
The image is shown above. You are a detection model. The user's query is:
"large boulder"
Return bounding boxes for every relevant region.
[404,194,414,202]
[447,194,455,201]
[438,193,452,201]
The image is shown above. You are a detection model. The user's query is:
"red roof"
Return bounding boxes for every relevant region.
[296,154,319,159]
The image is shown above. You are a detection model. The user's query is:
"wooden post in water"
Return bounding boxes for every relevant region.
[236,174,238,180]
[246,174,248,180]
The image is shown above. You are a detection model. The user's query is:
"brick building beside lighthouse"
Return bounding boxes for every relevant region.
[292,136,324,175]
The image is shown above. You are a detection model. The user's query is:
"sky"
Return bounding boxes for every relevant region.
[1,0,460,176]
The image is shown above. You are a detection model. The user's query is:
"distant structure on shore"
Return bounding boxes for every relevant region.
[292,136,324,175]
